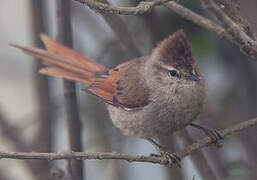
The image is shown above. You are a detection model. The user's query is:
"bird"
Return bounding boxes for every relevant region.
[11,30,222,166]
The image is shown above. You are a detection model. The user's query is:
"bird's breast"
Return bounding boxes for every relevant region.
[107,80,205,139]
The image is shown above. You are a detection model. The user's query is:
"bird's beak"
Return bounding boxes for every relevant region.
[187,73,200,81]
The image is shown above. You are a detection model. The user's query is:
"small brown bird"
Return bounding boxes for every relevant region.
[12,30,221,165]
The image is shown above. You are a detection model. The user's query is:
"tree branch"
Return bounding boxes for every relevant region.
[73,0,257,60]
[95,0,141,58]
[164,2,257,59]
[73,0,172,15]
[200,0,257,58]
[0,117,256,167]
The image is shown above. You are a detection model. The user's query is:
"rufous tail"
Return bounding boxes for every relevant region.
[10,34,107,86]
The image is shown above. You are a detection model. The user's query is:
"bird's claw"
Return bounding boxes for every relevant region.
[161,151,181,168]
[203,128,224,147]
[151,151,181,168]
[147,138,181,167]
[190,123,224,147]
[150,153,161,158]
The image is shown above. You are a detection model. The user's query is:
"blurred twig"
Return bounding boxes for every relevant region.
[73,0,171,15]
[95,0,141,58]
[56,0,84,179]
[200,0,257,57]
[30,1,53,179]
[164,2,257,59]
[181,130,218,180]
[0,107,38,179]
[0,108,30,152]
[0,117,256,167]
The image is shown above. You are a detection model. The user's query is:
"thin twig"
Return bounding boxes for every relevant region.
[73,0,257,59]
[0,117,256,167]
[164,2,226,36]
[30,0,53,179]
[164,2,257,59]
[95,0,141,58]
[73,0,172,15]
[56,0,84,179]
[205,0,257,58]
[180,130,218,180]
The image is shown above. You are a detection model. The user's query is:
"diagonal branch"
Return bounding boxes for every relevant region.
[0,108,30,152]
[95,0,141,58]
[164,2,257,59]
[201,0,257,58]
[73,0,172,15]
[0,117,256,167]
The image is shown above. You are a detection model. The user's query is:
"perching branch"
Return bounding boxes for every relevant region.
[0,117,256,167]
[73,0,172,15]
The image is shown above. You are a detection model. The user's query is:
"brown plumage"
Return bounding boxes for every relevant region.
[11,30,206,147]
[11,34,150,108]
[153,30,195,73]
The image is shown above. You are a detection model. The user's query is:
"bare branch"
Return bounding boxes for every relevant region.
[73,0,257,59]
[73,0,172,15]
[0,117,256,167]
[95,0,141,58]
[201,0,257,58]
[164,2,257,59]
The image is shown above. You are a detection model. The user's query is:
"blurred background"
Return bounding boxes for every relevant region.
[0,0,256,180]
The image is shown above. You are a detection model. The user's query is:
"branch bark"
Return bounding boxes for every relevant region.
[0,117,256,167]
[200,0,257,58]
[73,0,172,15]
[73,0,257,60]
[164,2,257,59]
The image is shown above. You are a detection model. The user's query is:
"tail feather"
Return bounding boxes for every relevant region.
[40,34,106,72]
[40,67,92,84]
[10,35,107,86]
[11,44,93,75]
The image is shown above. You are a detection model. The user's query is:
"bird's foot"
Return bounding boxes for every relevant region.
[190,123,224,147]
[150,151,181,168]
[204,128,224,147]
[161,151,181,168]
[147,138,181,167]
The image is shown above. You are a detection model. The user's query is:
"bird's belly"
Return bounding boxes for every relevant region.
[108,89,203,139]
[107,105,167,139]
[107,103,200,139]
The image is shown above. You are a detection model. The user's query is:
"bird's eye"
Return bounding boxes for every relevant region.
[168,70,178,77]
